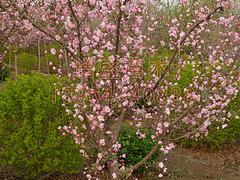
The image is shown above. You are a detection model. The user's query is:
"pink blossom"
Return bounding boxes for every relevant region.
[50,48,57,55]
[180,0,188,5]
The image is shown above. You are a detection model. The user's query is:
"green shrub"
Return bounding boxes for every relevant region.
[180,91,240,150]
[118,125,162,174]
[179,117,240,150]
[0,74,83,179]
[172,62,240,149]
[0,66,10,81]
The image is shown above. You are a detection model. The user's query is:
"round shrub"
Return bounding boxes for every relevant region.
[118,125,162,174]
[0,74,83,179]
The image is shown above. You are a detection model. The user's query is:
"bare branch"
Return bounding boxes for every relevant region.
[67,0,83,61]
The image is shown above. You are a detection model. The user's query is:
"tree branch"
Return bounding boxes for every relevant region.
[67,0,84,61]
[0,23,16,47]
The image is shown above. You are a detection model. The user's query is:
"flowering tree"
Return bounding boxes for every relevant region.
[0,3,48,70]
[1,0,240,179]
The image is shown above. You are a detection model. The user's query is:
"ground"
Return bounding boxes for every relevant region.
[163,143,240,180]
[132,143,240,180]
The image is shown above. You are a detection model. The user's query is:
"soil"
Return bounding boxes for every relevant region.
[161,143,240,180]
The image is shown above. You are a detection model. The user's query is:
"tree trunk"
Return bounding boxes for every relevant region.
[65,50,69,75]
[14,52,18,76]
[9,45,11,70]
[38,39,41,73]
[106,165,121,180]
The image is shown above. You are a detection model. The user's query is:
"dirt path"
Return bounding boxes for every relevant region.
[161,144,240,180]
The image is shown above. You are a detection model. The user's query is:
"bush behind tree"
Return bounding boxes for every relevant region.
[118,125,162,175]
[0,74,83,179]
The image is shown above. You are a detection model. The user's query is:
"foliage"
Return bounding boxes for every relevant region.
[16,52,38,73]
[180,118,240,150]
[0,74,83,179]
[176,64,197,94]
[180,91,240,150]
[0,65,10,81]
[8,51,60,74]
[118,125,162,174]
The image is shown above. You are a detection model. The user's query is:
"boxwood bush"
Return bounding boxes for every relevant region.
[0,74,83,179]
